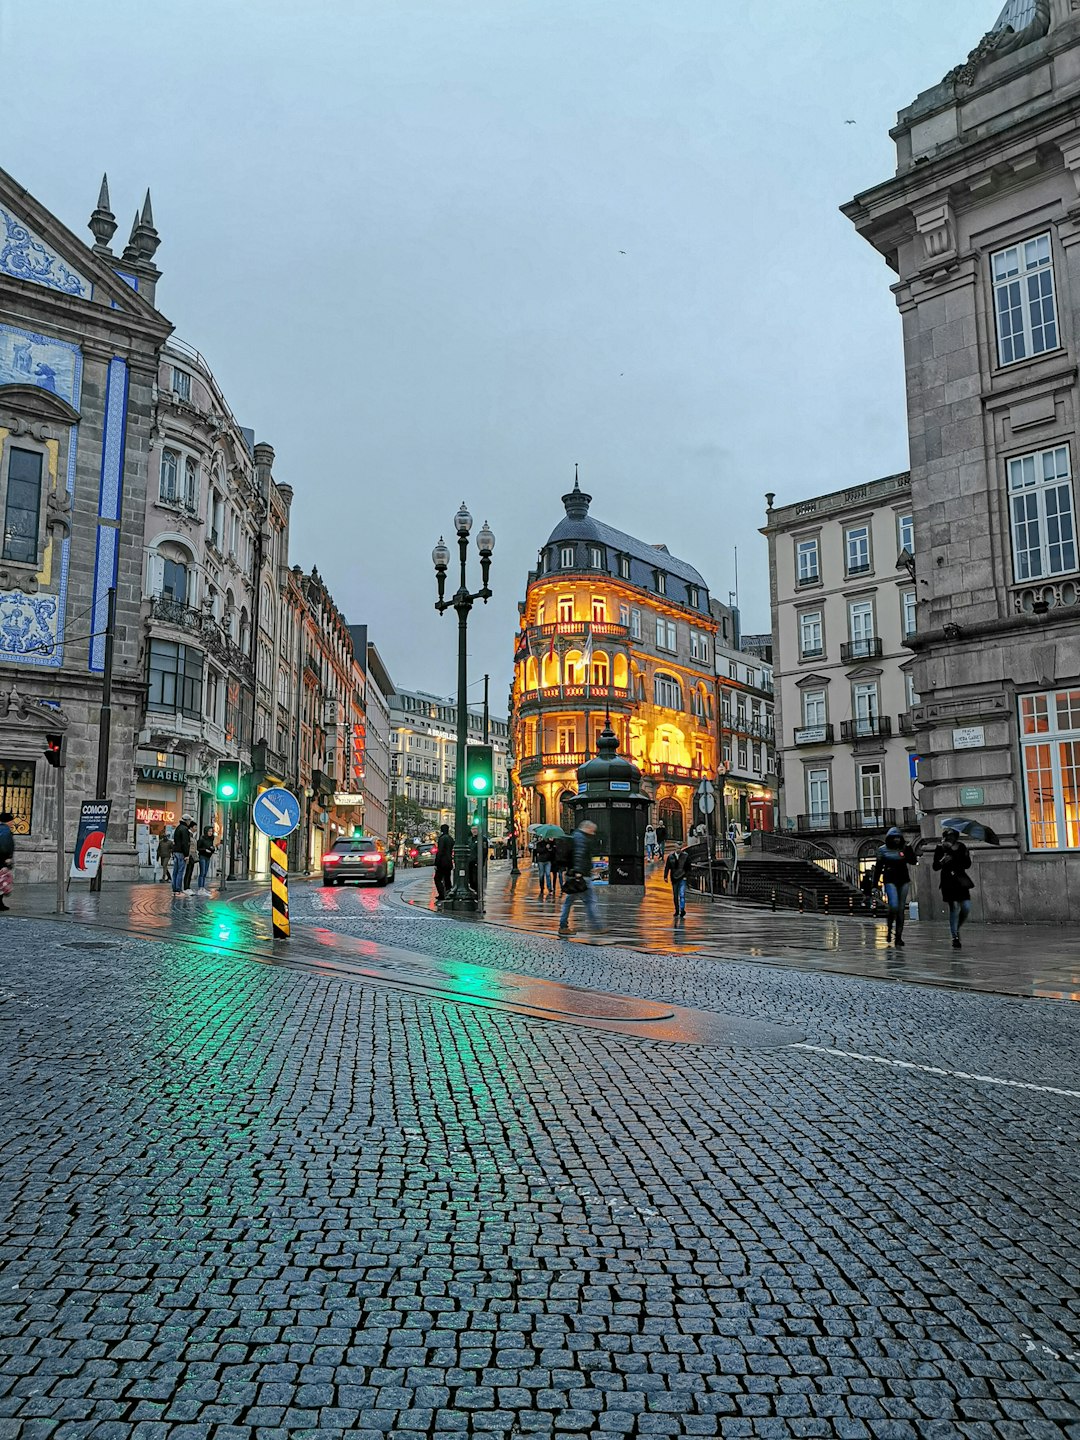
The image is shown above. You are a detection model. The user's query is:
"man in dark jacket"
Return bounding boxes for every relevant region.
[655,821,667,859]
[558,821,602,935]
[664,842,694,918]
[170,817,193,896]
[434,824,454,904]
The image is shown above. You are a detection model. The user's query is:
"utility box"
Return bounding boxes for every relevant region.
[568,721,650,887]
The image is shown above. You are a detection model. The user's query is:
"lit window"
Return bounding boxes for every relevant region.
[993,233,1058,367]
[1020,689,1080,849]
[653,673,683,709]
[799,610,823,658]
[1008,445,1076,581]
[796,537,819,585]
[558,595,574,624]
[592,596,606,623]
[845,524,871,575]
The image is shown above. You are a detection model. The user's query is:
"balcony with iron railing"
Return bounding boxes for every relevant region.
[148,596,253,681]
[840,715,892,742]
[796,811,838,833]
[843,807,897,832]
[794,724,834,746]
[840,637,884,664]
[518,751,589,779]
[515,620,630,659]
[518,683,633,709]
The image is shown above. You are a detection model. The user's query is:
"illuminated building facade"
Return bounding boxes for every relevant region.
[510,478,718,841]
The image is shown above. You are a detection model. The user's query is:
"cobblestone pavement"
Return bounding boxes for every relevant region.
[1,875,1079,1438]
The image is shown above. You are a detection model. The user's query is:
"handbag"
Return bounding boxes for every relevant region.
[956,870,975,894]
[563,871,588,894]
[0,866,12,897]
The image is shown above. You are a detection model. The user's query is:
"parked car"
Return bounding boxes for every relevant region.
[322,837,396,886]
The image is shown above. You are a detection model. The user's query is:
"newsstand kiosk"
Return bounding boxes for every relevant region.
[568,720,650,888]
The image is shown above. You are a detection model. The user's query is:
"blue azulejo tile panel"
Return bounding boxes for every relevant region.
[0,324,82,407]
[0,205,92,299]
[88,525,119,674]
[0,591,63,667]
[97,358,128,523]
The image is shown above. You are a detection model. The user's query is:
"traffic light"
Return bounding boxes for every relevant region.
[216,760,241,802]
[44,733,65,768]
[466,744,493,796]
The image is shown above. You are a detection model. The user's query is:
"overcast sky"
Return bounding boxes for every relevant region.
[2,0,987,709]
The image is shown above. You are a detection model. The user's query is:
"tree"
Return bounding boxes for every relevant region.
[389,794,432,843]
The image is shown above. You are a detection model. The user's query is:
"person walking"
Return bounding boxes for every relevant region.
[872,825,918,947]
[156,830,174,883]
[0,810,15,912]
[534,836,554,897]
[655,821,667,860]
[644,823,657,862]
[552,829,573,893]
[558,820,603,936]
[196,826,217,895]
[467,826,480,896]
[170,816,193,896]
[664,841,694,918]
[434,823,454,905]
[933,827,975,948]
[859,868,878,912]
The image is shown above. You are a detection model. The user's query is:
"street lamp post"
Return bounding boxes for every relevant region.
[433,504,494,913]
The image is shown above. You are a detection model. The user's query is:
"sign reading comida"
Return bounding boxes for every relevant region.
[70,800,112,880]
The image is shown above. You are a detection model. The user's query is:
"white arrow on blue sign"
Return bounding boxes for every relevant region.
[253,787,301,838]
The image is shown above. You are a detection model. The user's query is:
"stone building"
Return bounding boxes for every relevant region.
[389,688,511,841]
[350,629,393,846]
[134,337,269,875]
[0,169,171,881]
[763,474,920,871]
[510,476,718,841]
[711,608,778,835]
[844,0,1080,919]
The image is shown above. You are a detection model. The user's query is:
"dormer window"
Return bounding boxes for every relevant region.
[589,545,604,569]
[654,569,666,595]
[687,584,699,608]
[618,554,631,580]
[560,545,575,568]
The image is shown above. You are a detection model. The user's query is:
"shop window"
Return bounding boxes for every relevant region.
[0,759,34,834]
[1020,689,1080,849]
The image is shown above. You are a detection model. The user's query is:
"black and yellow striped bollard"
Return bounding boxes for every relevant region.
[270,838,290,938]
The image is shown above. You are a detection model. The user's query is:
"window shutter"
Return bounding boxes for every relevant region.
[148,551,165,598]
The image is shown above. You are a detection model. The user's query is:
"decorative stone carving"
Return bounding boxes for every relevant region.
[912,196,957,266]
[0,685,68,730]
[46,485,72,540]
[944,0,1051,88]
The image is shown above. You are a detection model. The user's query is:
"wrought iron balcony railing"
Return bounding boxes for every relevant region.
[840,716,892,742]
[840,637,884,663]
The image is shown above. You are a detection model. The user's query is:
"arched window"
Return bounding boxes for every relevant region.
[658,797,684,843]
[653,672,682,710]
[159,449,179,502]
[559,791,576,833]
[240,606,251,654]
[161,558,188,604]
[184,456,199,510]
[591,651,609,687]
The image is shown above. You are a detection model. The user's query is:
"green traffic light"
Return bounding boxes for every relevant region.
[220,782,236,798]
[471,777,488,792]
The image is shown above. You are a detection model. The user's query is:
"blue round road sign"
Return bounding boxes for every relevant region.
[253,787,301,838]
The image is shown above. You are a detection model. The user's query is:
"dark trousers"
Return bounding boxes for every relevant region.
[468,862,478,894]
[184,856,196,891]
[434,866,452,900]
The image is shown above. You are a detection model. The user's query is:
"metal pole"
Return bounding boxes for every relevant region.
[55,759,65,915]
[443,550,476,911]
[90,585,117,893]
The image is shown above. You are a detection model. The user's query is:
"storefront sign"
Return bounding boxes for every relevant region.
[958,785,985,806]
[334,792,365,805]
[137,765,186,785]
[952,726,985,750]
[136,804,177,826]
[70,799,112,879]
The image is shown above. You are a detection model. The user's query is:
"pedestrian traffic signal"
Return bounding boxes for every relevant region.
[216,760,241,802]
[44,733,65,768]
[466,744,493,796]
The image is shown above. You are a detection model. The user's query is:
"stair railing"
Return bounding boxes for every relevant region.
[748,829,863,892]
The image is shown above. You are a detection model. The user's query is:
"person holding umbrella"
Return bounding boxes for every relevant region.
[933,826,975,947]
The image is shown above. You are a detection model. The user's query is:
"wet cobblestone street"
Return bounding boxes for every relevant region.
[0,876,1078,1438]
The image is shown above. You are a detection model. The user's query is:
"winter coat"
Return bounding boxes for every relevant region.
[933,841,974,903]
[156,836,174,863]
[171,822,192,858]
[197,833,217,859]
[569,827,595,877]
[436,832,454,868]
[664,850,694,883]
[873,842,917,888]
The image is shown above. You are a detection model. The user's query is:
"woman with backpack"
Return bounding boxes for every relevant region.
[933,827,975,948]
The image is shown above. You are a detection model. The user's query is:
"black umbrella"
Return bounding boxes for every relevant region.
[937,816,1001,846]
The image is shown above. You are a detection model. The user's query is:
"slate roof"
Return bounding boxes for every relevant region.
[542,481,710,607]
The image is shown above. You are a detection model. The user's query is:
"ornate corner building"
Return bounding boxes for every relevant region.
[844,0,1080,920]
[510,477,718,841]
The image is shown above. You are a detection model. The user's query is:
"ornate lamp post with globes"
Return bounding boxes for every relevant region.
[433,503,495,912]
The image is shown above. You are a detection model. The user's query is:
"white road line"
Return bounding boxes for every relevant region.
[792,1042,1080,1098]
